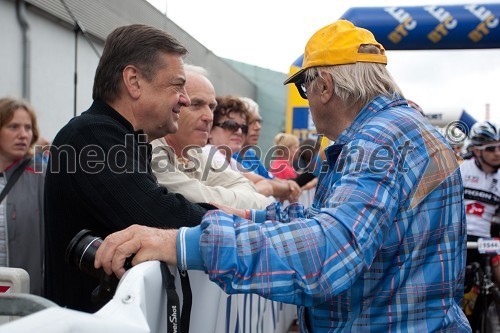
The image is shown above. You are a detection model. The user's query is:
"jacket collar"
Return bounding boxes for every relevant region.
[3,156,31,175]
[336,95,407,145]
[88,99,135,133]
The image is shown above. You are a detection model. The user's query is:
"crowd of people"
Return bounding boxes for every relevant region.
[1,19,499,332]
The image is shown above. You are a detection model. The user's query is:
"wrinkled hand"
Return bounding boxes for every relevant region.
[285,180,302,202]
[209,202,247,218]
[254,179,274,197]
[94,224,178,278]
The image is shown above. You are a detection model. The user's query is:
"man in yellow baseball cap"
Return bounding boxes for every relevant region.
[95,20,470,332]
[280,19,469,331]
[284,19,387,87]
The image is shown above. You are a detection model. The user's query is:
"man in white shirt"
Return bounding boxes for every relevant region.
[150,65,271,210]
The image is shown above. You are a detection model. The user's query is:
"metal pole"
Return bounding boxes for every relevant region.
[15,0,31,101]
[73,27,78,117]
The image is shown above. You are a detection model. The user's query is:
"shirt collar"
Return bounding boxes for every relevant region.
[324,144,345,166]
[2,157,28,173]
[335,95,407,145]
[90,99,149,145]
[90,99,135,133]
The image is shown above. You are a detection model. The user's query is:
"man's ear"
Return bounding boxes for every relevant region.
[122,65,141,99]
[318,71,334,104]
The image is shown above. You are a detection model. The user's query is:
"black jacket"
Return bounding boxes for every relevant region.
[44,100,210,312]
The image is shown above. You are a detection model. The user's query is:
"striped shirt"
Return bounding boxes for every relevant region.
[179,96,471,332]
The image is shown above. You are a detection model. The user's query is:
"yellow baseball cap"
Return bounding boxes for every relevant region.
[284,20,387,85]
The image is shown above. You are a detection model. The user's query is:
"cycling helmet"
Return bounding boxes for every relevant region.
[468,121,500,147]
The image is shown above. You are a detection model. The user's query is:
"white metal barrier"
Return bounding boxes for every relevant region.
[0,262,296,333]
[298,188,315,208]
[0,267,30,294]
[0,267,31,324]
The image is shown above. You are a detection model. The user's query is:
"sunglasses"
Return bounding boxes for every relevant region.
[294,72,319,99]
[477,142,500,152]
[213,120,248,134]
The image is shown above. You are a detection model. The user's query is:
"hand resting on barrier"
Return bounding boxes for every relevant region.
[94,225,178,278]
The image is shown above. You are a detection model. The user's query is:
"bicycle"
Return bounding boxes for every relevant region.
[465,238,500,333]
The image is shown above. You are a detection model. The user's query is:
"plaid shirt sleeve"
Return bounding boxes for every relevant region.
[251,201,308,223]
[180,139,400,306]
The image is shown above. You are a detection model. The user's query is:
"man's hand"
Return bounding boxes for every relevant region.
[286,180,302,202]
[209,202,247,218]
[271,179,301,203]
[94,225,178,278]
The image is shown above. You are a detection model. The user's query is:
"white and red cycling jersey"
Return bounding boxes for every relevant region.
[460,158,500,238]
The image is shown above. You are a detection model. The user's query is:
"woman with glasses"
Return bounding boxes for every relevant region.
[204,96,302,201]
[204,96,249,170]
[203,96,274,197]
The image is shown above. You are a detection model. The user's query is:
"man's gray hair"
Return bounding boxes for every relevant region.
[93,24,187,103]
[184,64,209,77]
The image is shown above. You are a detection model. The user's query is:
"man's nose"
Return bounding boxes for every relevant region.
[202,107,213,122]
[179,88,191,107]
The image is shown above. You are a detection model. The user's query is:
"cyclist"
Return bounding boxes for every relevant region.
[460,121,500,329]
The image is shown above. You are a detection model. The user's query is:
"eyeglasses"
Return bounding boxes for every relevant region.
[477,142,500,152]
[249,119,262,126]
[213,120,248,134]
[294,72,318,99]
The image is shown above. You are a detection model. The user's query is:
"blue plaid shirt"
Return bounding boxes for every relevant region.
[179,96,471,332]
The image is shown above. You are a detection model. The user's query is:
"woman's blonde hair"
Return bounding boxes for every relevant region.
[274,133,299,149]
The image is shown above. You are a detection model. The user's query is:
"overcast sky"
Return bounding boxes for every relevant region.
[147,0,500,123]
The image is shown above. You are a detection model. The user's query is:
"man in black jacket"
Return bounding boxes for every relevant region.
[44,24,211,312]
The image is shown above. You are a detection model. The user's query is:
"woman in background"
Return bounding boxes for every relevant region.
[0,97,45,295]
[270,133,299,179]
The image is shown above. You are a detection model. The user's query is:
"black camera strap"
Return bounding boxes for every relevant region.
[178,269,192,332]
[0,158,31,204]
[161,263,180,333]
[160,262,192,333]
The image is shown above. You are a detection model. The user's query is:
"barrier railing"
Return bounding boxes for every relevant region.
[0,262,296,333]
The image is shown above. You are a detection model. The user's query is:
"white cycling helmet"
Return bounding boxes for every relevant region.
[468,121,500,148]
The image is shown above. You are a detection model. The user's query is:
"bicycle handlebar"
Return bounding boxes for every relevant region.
[466,239,500,253]
[467,241,479,250]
